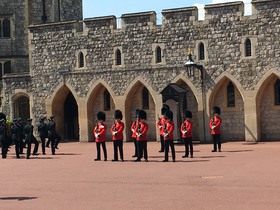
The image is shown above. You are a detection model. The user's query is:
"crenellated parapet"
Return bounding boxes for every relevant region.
[162,7,198,26]
[84,16,117,31]
[204,1,244,20]
[121,11,156,29]
[252,0,280,15]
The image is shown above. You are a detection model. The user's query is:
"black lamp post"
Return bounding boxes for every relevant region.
[184,49,206,143]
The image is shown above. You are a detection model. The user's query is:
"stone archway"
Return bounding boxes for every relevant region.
[87,83,115,142]
[124,80,157,141]
[51,85,79,141]
[255,73,280,141]
[209,77,245,141]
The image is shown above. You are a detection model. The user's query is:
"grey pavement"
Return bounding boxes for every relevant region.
[1,141,280,210]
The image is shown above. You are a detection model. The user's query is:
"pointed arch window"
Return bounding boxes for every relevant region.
[198,42,205,60]
[116,49,122,65]
[155,46,162,63]
[274,79,280,105]
[104,90,111,111]
[227,81,235,107]
[142,87,149,110]
[245,39,252,57]
[78,52,84,68]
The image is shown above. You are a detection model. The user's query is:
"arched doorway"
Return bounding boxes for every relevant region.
[64,92,79,141]
[51,85,79,141]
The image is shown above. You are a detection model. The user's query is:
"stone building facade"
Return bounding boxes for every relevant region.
[1,0,280,143]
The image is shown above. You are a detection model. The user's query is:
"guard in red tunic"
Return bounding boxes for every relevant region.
[130,109,139,158]
[180,110,193,158]
[111,110,125,162]
[163,110,176,162]
[134,109,149,162]
[156,105,169,152]
[93,111,107,161]
[210,106,222,152]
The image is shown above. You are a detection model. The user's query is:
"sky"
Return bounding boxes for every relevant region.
[83,0,252,21]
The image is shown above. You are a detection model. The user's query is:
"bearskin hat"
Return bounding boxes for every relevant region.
[185,110,192,119]
[164,110,173,121]
[97,111,106,121]
[0,112,6,121]
[135,109,140,118]
[163,104,170,111]
[114,109,123,120]
[212,106,221,115]
[161,107,168,115]
[138,109,147,120]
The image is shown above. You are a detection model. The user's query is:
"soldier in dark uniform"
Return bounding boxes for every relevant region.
[24,118,39,159]
[11,118,21,158]
[17,118,25,154]
[47,115,56,155]
[38,116,48,155]
[0,118,8,159]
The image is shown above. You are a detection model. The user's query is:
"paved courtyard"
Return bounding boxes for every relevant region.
[1,141,280,210]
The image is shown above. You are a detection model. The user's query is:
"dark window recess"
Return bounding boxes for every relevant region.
[104,90,111,111]
[4,61,11,74]
[79,52,84,68]
[142,87,149,110]
[199,43,205,60]
[156,46,162,63]
[227,81,235,107]
[274,79,280,105]
[116,49,121,65]
[245,39,252,57]
[3,18,10,37]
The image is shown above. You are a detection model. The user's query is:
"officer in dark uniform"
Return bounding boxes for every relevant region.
[24,118,39,159]
[47,115,56,155]
[38,116,48,155]
[17,117,25,154]
[0,118,8,159]
[11,118,21,158]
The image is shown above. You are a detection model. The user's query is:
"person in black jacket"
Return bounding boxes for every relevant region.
[47,115,56,155]
[0,118,8,159]
[24,118,39,159]
[11,118,21,158]
[38,116,48,155]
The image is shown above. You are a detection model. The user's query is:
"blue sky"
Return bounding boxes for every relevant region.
[83,0,251,20]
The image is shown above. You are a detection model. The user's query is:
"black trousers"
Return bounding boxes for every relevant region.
[132,137,138,156]
[26,136,39,158]
[137,140,148,160]
[160,135,164,151]
[164,140,175,161]
[113,140,123,161]
[212,134,221,151]
[183,137,193,157]
[40,136,46,154]
[1,137,8,158]
[13,139,21,158]
[48,134,56,155]
[96,142,107,160]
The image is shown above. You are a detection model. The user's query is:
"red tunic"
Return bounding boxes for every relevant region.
[180,120,193,138]
[111,121,124,140]
[156,117,166,135]
[163,121,174,141]
[93,122,107,142]
[131,120,138,138]
[209,115,222,135]
[135,121,148,141]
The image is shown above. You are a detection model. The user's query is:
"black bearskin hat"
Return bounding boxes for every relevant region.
[163,104,170,111]
[135,109,140,118]
[97,111,106,121]
[138,110,147,120]
[212,106,221,115]
[0,112,6,121]
[185,110,192,119]
[114,109,123,120]
[164,110,173,121]
[161,107,168,115]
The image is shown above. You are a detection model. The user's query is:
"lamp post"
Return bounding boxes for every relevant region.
[184,49,206,143]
